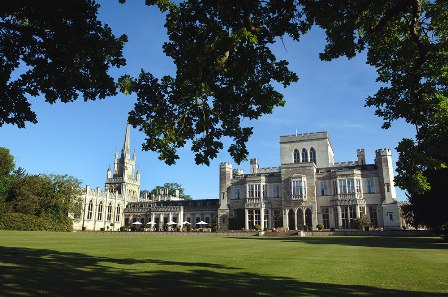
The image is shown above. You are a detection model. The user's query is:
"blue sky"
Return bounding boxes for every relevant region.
[0,1,414,200]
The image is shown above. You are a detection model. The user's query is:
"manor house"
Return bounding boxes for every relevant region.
[218,132,401,231]
[74,126,401,231]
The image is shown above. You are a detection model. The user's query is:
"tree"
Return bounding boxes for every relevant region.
[149,182,192,200]
[2,1,446,197]
[0,0,126,128]
[5,173,83,230]
[129,0,446,193]
[0,147,15,213]
[0,147,15,177]
[401,168,448,233]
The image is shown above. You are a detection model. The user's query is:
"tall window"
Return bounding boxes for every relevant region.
[341,206,357,228]
[248,184,261,198]
[310,147,317,164]
[367,178,376,193]
[248,209,261,229]
[356,179,361,193]
[338,179,347,193]
[322,207,330,229]
[292,178,307,198]
[106,202,112,221]
[320,181,328,196]
[115,204,121,222]
[293,149,300,163]
[369,206,378,227]
[87,200,93,220]
[97,201,103,221]
[301,148,308,162]
[338,178,358,194]
[273,184,280,198]
[235,187,241,199]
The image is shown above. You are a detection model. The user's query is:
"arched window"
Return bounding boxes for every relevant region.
[302,148,308,162]
[293,149,300,163]
[106,202,112,221]
[97,201,103,221]
[310,147,316,164]
[87,200,93,220]
[115,204,121,222]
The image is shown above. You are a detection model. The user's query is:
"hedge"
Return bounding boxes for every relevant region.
[0,213,73,231]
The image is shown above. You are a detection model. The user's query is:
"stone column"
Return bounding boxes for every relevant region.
[268,209,272,229]
[245,209,249,230]
[337,206,342,228]
[355,205,361,218]
[260,207,265,230]
[294,209,298,230]
[168,213,173,231]
[302,208,306,227]
[159,213,163,231]
[179,207,184,230]
[151,213,155,231]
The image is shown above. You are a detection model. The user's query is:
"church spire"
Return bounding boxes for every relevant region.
[122,124,131,157]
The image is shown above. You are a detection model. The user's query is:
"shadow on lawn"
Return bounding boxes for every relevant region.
[230,236,448,250]
[0,246,446,297]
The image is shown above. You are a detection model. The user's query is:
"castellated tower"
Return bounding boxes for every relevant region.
[105,124,140,202]
[375,148,401,230]
[357,149,366,165]
[218,162,232,230]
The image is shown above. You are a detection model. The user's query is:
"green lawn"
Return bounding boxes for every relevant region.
[0,231,447,297]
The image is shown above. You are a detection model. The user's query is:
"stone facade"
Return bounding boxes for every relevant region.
[73,124,140,231]
[218,132,401,231]
[74,128,401,231]
[73,124,218,231]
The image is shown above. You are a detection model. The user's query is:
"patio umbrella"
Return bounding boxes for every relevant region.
[132,221,142,225]
[167,221,177,225]
[146,221,155,225]
[196,221,208,226]
[183,221,191,225]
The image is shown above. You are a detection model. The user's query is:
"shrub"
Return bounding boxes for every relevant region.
[163,223,169,232]
[187,225,192,232]
[0,213,72,231]
[303,225,308,231]
[316,223,324,230]
[355,215,372,230]
[254,224,261,231]
[330,227,335,232]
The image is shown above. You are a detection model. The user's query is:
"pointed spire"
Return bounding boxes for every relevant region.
[122,124,131,157]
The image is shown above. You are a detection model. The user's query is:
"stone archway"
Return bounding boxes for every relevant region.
[305,208,312,229]
[288,209,295,230]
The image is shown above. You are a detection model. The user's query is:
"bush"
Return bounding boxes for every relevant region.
[303,225,308,231]
[187,225,192,232]
[316,223,324,230]
[330,227,335,232]
[0,213,73,231]
[355,215,372,230]
[163,223,169,232]
[254,224,261,231]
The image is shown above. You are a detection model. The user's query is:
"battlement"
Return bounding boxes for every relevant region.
[220,162,232,168]
[375,148,392,156]
[333,161,359,166]
[258,167,281,173]
[357,149,365,154]
[233,169,244,175]
[280,131,328,143]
